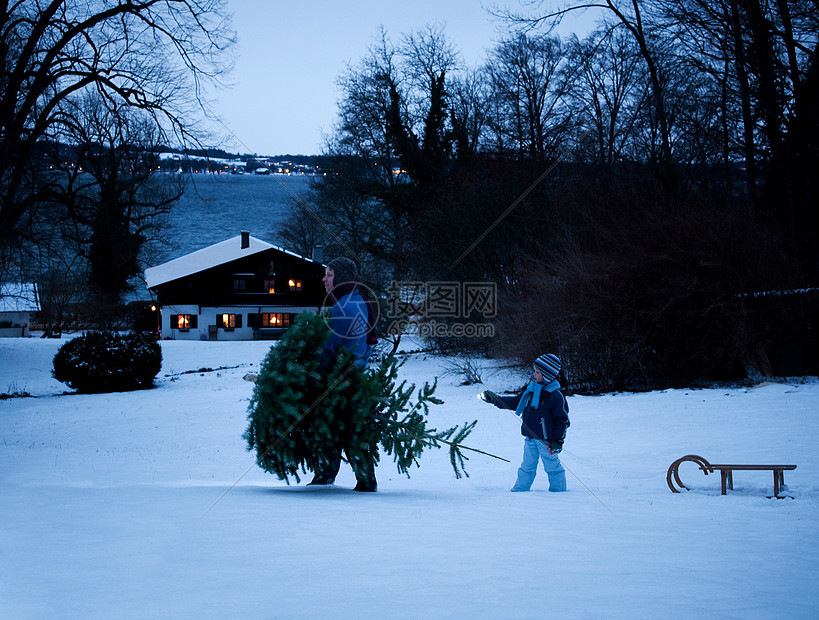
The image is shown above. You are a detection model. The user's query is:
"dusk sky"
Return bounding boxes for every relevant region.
[208,1,597,157]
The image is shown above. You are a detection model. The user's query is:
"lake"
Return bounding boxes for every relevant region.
[154,173,316,264]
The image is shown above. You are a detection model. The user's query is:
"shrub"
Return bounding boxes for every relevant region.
[53,331,162,393]
[441,357,484,385]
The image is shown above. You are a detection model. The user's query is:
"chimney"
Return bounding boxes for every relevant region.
[312,244,323,263]
[241,230,250,249]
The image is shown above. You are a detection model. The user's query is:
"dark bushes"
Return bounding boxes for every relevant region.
[53,331,162,393]
[492,176,811,392]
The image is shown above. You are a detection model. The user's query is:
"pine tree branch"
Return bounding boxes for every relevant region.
[373,415,508,479]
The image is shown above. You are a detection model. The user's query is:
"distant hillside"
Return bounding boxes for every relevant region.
[156,147,341,168]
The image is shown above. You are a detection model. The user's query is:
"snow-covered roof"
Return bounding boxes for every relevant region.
[144,234,315,289]
[0,282,40,312]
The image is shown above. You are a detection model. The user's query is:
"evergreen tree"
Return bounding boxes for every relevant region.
[244,312,476,484]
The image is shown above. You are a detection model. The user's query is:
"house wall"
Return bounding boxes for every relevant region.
[0,311,31,337]
[159,304,321,341]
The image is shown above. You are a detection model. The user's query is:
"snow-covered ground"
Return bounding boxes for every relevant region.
[2,336,818,619]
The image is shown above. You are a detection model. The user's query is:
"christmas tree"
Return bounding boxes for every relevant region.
[244,312,477,484]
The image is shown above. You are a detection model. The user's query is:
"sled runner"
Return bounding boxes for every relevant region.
[667,454,796,498]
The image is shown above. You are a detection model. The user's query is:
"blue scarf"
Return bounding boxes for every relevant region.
[514,379,561,417]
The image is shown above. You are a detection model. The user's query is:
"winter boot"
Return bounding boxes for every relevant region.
[353,479,377,492]
[309,451,342,485]
[307,473,335,485]
[350,455,377,492]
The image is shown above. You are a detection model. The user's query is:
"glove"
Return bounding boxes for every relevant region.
[479,390,508,408]
[548,441,563,455]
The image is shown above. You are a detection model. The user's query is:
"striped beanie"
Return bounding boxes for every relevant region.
[534,353,561,381]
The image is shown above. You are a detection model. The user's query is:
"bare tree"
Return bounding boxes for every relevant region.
[333,28,401,187]
[448,68,493,160]
[0,0,234,279]
[320,25,463,279]
[391,24,459,185]
[52,94,184,312]
[563,27,647,168]
[494,0,680,191]
[486,32,573,162]
[655,0,819,274]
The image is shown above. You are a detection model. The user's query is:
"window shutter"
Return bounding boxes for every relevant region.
[189,315,198,328]
[236,314,243,328]
[170,314,179,329]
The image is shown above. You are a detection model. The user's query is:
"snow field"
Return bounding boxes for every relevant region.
[1,338,818,619]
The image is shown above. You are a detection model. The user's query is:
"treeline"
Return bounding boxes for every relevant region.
[2,2,816,389]
[279,2,819,391]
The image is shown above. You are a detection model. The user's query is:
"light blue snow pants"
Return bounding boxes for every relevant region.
[511,437,567,492]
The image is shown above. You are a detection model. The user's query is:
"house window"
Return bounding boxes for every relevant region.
[262,313,291,328]
[218,313,243,329]
[264,279,276,294]
[171,314,197,330]
[233,278,246,291]
[288,279,302,292]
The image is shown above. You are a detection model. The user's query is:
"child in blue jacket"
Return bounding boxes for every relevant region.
[480,353,570,492]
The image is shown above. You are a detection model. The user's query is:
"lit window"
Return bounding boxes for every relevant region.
[264,279,276,294]
[220,314,235,328]
[173,314,196,330]
[288,279,302,292]
[262,313,291,328]
[218,314,242,329]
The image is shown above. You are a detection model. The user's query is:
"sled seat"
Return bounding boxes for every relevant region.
[667,454,796,498]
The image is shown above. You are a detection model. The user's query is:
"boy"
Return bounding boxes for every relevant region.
[480,353,570,492]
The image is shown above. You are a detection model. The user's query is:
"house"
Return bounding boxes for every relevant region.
[145,231,326,340]
[0,282,40,337]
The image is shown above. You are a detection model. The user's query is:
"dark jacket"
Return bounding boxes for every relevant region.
[496,384,570,444]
